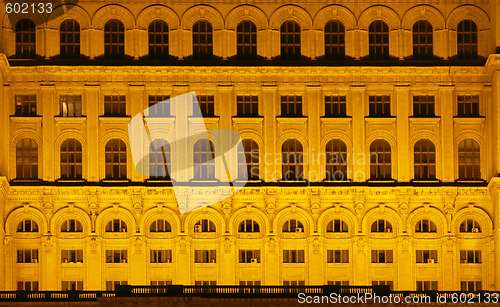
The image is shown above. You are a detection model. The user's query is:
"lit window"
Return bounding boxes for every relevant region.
[282,219,304,233]
[325,139,348,181]
[17,220,39,232]
[238,220,260,233]
[150,219,172,232]
[458,139,480,180]
[371,219,392,233]
[326,220,348,233]
[413,139,436,181]
[238,139,259,180]
[15,95,37,117]
[194,250,216,263]
[105,219,127,233]
[149,139,170,179]
[60,95,82,117]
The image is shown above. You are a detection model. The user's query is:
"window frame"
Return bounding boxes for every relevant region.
[192,20,213,60]
[148,20,169,59]
[280,20,301,60]
[281,139,304,181]
[236,20,257,60]
[412,20,433,60]
[104,139,127,180]
[60,19,81,58]
[15,18,36,59]
[104,19,125,57]
[368,20,389,60]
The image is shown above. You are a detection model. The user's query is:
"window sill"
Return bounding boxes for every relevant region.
[409,116,440,119]
[367,180,395,183]
[411,179,440,184]
[9,116,42,123]
[101,179,131,183]
[276,115,308,118]
[56,178,86,183]
[232,115,264,119]
[364,116,396,119]
[320,116,352,119]
[453,116,485,119]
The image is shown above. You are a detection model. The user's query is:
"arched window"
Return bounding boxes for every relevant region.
[149,139,170,179]
[371,219,392,233]
[370,139,391,180]
[326,219,348,233]
[192,20,213,59]
[148,20,169,59]
[237,20,257,60]
[415,219,437,233]
[238,219,260,233]
[457,20,478,60]
[460,219,482,233]
[17,220,38,232]
[280,21,301,60]
[105,219,127,232]
[105,139,127,180]
[325,139,347,181]
[458,139,480,180]
[193,139,215,180]
[414,140,436,181]
[61,219,83,232]
[282,219,304,233]
[238,139,259,180]
[194,219,216,232]
[15,19,36,58]
[324,20,345,60]
[60,138,82,180]
[412,20,433,60]
[60,19,80,57]
[16,138,38,180]
[150,219,172,232]
[104,19,124,57]
[282,139,304,180]
[369,20,389,59]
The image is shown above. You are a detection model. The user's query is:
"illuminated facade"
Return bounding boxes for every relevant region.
[1,0,500,293]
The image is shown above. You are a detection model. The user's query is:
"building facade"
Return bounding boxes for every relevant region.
[1,0,500,292]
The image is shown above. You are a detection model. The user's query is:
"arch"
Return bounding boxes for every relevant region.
[447,5,490,30]
[412,138,437,181]
[5,207,47,236]
[407,206,447,235]
[140,206,181,235]
[226,5,268,30]
[184,207,224,235]
[363,206,402,235]
[317,206,357,235]
[181,5,224,30]
[313,5,356,30]
[50,206,91,235]
[2,13,44,29]
[136,5,180,30]
[358,5,400,30]
[92,4,135,29]
[455,136,483,180]
[95,206,136,236]
[46,4,91,29]
[54,132,87,179]
[16,219,39,233]
[401,5,445,30]
[452,206,492,236]
[269,5,312,29]
[229,206,269,235]
[273,206,314,235]
[277,132,309,150]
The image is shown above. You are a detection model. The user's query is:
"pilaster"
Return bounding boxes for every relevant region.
[439,84,455,182]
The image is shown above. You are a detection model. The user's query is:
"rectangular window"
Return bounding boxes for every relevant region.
[106,281,127,291]
[60,95,82,117]
[195,281,217,286]
[371,250,393,263]
[239,250,261,263]
[281,96,302,117]
[369,96,391,117]
[325,96,347,117]
[239,280,261,286]
[104,95,126,116]
[150,281,173,286]
[416,281,438,291]
[460,250,481,264]
[415,250,438,263]
[62,281,83,291]
[16,249,39,263]
[327,250,349,263]
[105,250,128,263]
[194,250,217,263]
[61,250,84,263]
[372,281,393,291]
[457,95,480,117]
[327,281,349,286]
[237,96,259,116]
[460,281,482,292]
[17,281,39,291]
[283,281,305,286]
[413,95,435,117]
[194,95,215,117]
[148,95,170,117]
[283,250,305,263]
[15,95,37,116]
[150,250,173,263]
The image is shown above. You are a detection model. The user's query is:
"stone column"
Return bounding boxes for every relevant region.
[350,85,366,182]
[439,85,455,182]
[395,84,410,182]
[40,84,56,181]
[85,85,100,182]
[306,85,321,182]
[262,85,278,181]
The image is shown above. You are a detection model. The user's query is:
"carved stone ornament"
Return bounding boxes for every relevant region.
[222,201,231,216]
[223,236,234,253]
[266,236,277,254]
[354,236,367,254]
[133,235,146,254]
[266,202,276,215]
[88,235,101,254]
[3,235,12,249]
[354,203,364,218]
[41,235,56,253]
[310,202,320,215]
[177,236,188,254]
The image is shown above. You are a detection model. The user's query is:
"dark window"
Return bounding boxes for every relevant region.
[105,250,127,263]
[280,21,301,60]
[60,138,83,180]
[416,250,438,263]
[281,139,304,180]
[60,95,82,117]
[195,280,217,286]
[369,95,391,117]
[325,95,346,117]
[150,281,172,286]
[148,95,170,117]
[15,95,37,116]
[61,219,83,232]
[106,281,127,291]
[104,19,124,57]
[104,139,127,180]
[283,281,305,286]
[104,95,126,116]
[150,219,172,232]
[324,20,345,60]
[458,139,480,180]
[105,219,127,232]
[460,281,481,292]
[282,219,304,233]
[60,19,80,57]
[415,219,437,233]
[283,250,305,263]
[327,250,349,263]
[328,281,349,286]
[240,281,261,286]
[61,250,83,263]
[17,281,39,291]
[413,95,435,117]
[17,249,38,263]
[281,96,302,116]
[457,20,478,60]
[15,19,36,58]
[193,139,215,180]
[325,139,348,181]
[369,20,389,59]
[194,95,215,117]
[371,250,393,263]
[194,250,216,263]
[460,250,481,264]
[238,220,260,233]
[62,281,83,291]
[370,140,391,180]
[237,96,259,116]
[459,219,481,233]
[194,219,216,232]
[16,138,38,180]
[372,281,393,290]
[237,20,257,60]
[149,139,170,179]
[414,139,436,181]
[148,20,169,59]
[413,20,433,60]
[239,250,260,263]
[457,95,480,117]
[238,139,259,180]
[17,220,39,232]
[193,20,213,59]
[371,219,393,233]
[326,220,348,233]
[416,281,438,291]
[150,250,172,263]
